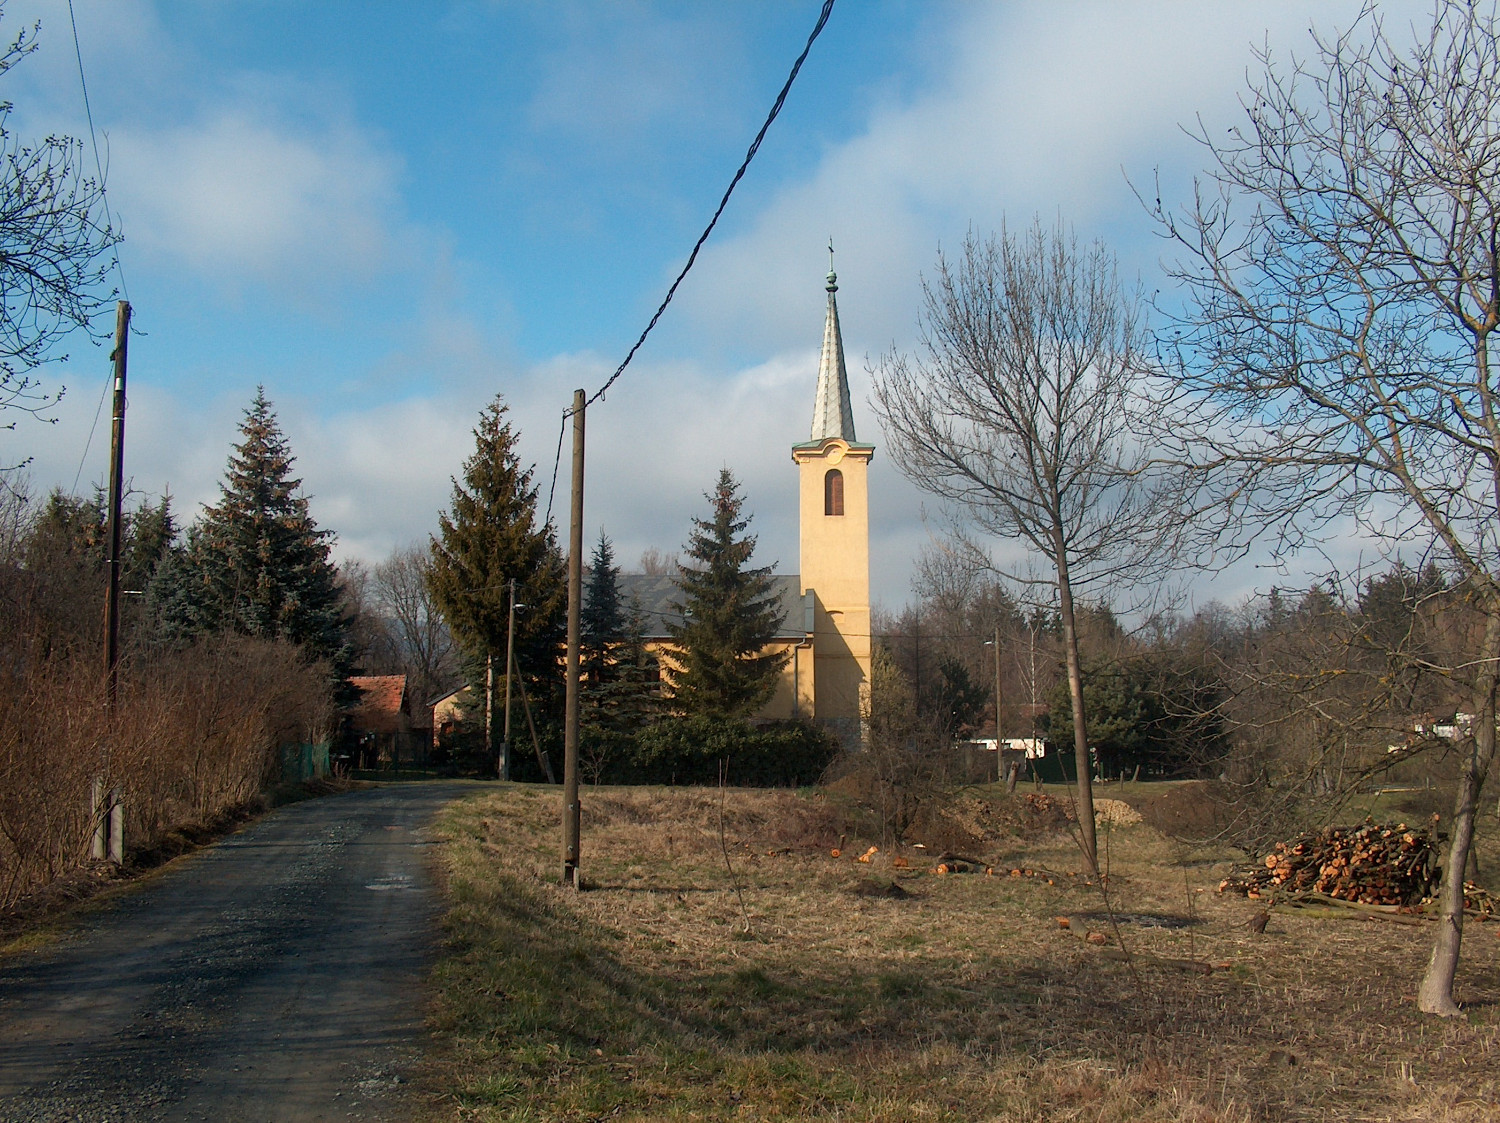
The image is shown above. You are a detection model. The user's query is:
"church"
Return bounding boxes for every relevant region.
[622,263,874,746]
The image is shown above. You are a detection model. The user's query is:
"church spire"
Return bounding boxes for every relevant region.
[809,245,857,443]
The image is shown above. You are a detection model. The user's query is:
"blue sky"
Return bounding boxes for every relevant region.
[1,1,1422,612]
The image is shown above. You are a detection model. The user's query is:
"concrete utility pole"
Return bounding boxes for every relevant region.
[562,390,584,888]
[96,300,130,866]
[992,625,1003,741]
[501,578,517,782]
[485,653,494,774]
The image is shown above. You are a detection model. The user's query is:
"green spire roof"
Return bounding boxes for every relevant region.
[809,262,857,443]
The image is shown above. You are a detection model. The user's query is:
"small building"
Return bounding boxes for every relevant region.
[430,684,474,749]
[347,675,424,769]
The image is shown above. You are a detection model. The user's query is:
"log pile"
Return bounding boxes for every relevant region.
[1218,821,1440,906]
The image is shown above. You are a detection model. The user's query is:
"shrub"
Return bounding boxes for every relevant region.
[0,635,334,910]
[622,715,838,788]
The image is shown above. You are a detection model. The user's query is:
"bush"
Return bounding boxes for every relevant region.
[613,715,838,788]
[0,635,334,910]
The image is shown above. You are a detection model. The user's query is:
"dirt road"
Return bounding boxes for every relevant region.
[0,781,477,1122]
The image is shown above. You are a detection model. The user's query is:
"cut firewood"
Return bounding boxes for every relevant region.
[1218,821,1440,907]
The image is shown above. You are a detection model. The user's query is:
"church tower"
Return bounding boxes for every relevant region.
[792,259,874,745]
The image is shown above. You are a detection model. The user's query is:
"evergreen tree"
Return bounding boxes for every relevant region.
[614,594,664,728]
[581,530,623,687]
[22,486,178,655]
[667,469,789,718]
[427,394,565,724]
[156,389,349,672]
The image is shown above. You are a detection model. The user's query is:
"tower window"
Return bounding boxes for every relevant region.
[824,469,844,516]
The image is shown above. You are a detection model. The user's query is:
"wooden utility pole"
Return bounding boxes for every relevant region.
[501,577,517,782]
[97,299,130,866]
[562,390,584,888]
[103,300,131,706]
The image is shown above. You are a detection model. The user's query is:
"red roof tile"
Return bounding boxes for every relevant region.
[349,675,409,734]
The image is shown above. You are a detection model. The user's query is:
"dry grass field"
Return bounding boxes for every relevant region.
[424,782,1500,1122]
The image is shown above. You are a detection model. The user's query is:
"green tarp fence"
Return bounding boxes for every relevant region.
[281,741,331,782]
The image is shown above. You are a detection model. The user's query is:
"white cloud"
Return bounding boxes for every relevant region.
[110,106,407,293]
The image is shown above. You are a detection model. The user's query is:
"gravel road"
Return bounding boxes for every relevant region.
[0,781,478,1122]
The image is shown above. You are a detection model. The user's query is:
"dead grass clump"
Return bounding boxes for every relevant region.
[583,787,842,860]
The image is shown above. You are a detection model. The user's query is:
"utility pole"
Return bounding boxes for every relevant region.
[501,577,517,782]
[562,390,584,889]
[103,300,130,707]
[992,625,1003,741]
[96,300,130,866]
[485,652,494,775]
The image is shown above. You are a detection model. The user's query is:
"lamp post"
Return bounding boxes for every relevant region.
[984,626,1012,788]
[982,626,1003,743]
[501,580,524,782]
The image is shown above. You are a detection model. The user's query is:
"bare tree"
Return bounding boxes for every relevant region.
[1153,0,1500,1015]
[0,18,120,443]
[873,220,1183,872]
[636,547,679,576]
[373,543,458,705]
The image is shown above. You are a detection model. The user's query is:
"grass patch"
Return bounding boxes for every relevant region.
[423,783,1500,1121]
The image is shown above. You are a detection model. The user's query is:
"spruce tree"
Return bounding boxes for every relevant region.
[581,530,623,688]
[427,394,565,706]
[612,593,664,729]
[667,469,789,718]
[156,389,349,672]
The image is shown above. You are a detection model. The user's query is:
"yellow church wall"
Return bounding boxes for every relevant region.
[794,438,873,735]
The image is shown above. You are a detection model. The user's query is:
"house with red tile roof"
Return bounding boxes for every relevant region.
[347,675,426,768]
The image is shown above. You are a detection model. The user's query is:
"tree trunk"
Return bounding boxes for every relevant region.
[1054,547,1098,873]
[1418,610,1500,1015]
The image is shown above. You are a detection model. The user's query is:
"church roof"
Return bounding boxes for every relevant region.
[808,267,857,443]
[616,573,809,641]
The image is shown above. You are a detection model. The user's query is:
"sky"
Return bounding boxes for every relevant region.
[0,0,1429,616]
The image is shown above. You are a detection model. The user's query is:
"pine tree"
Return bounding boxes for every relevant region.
[427,394,565,709]
[156,389,349,672]
[667,469,789,718]
[613,593,664,729]
[581,530,623,688]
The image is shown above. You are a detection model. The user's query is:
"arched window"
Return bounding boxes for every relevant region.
[824,469,844,516]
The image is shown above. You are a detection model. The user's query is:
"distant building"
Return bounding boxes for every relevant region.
[347,674,423,768]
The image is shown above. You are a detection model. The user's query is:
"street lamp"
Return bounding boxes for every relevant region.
[984,626,1014,788]
[501,579,526,782]
[981,626,1002,743]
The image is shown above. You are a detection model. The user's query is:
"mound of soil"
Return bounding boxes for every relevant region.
[907,792,1077,853]
[1134,781,1236,840]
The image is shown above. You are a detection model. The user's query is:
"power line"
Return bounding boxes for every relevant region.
[543,0,837,528]
[66,0,130,496]
[66,0,128,303]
